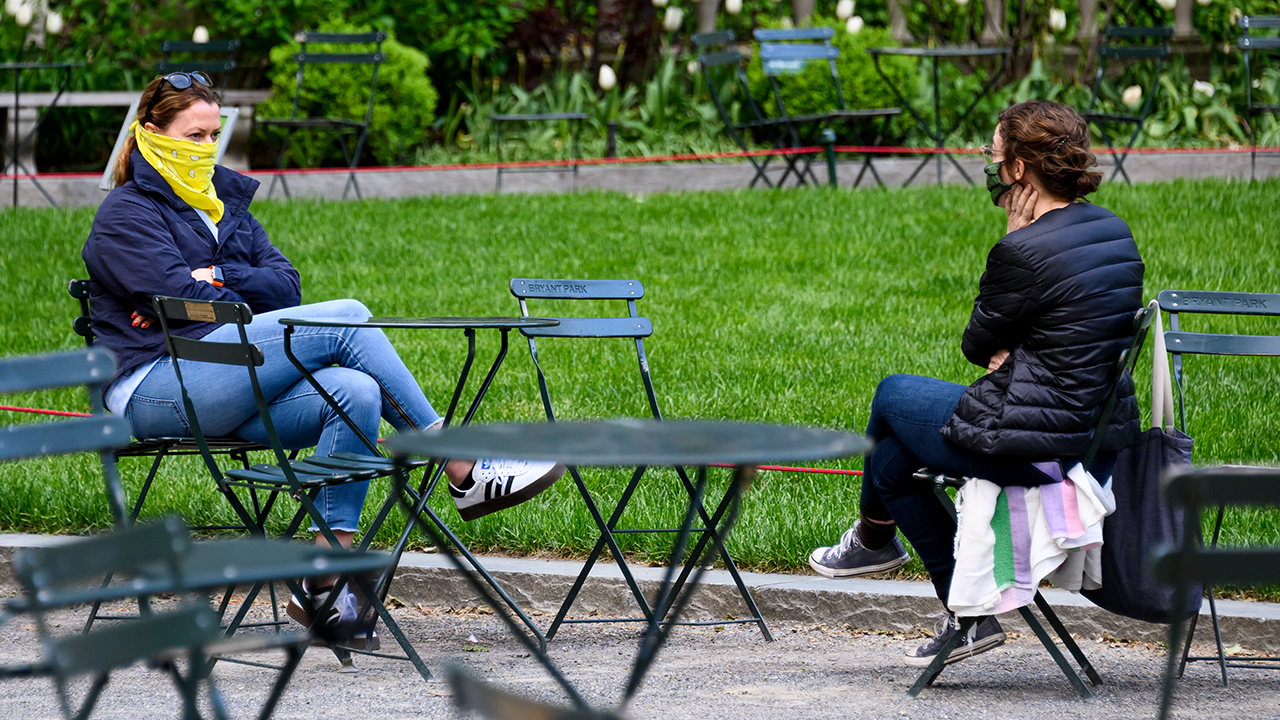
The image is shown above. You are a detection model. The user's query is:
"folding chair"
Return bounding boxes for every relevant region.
[1157,289,1280,685]
[1,518,308,720]
[754,27,900,188]
[257,31,386,200]
[155,38,240,93]
[907,303,1155,699]
[511,278,773,642]
[489,113,590,192]
[1154,466,1280,720]
[1238,16,1280,181]
[1083,25,1173,184]
[693,30,797,189]
[150,295,433,680]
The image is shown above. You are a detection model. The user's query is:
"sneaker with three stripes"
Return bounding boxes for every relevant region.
[450,459,566,521]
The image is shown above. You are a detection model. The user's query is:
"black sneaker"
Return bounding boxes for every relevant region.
[286,581,378,649]
[904,614,1006,667]
[808,521,910,578]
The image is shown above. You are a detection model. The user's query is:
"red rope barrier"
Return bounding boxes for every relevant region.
[0,405,93,418]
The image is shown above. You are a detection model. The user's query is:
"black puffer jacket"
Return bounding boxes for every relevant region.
[941,201,1145,457]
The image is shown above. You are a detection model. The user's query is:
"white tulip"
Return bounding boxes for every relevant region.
[4,0,20,17]
[1122,85,1142,108]
[780,16,793,28]
[846,16,864,34]
[954,0,969,6]
[1155,0,1176,10]
[687,59,699,75]
[1192,80,1215,98]
[662,6,684,31]
[599,64,617,91]
[193,25,210,44]
[725,0,743,14]
[1048,8,1066,32]
[45,9,62,34]
[652,0,667,7]
[14,2,31,26]
[1229,7,1242,24]
[836,0,855,20]
[1196,0,1211,5]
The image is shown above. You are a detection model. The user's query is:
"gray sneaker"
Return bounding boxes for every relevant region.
[904,614,1006,667]
[808,521,910,578]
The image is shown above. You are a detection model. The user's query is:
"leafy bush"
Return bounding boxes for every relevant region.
[255,18,437,168]
[744,19,916,141]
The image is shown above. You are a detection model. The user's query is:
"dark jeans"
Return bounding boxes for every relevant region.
[859,374,1062,605]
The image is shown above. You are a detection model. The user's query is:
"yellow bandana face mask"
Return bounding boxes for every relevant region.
[131,120,224,224]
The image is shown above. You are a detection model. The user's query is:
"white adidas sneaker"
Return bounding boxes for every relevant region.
[450,459,566,521]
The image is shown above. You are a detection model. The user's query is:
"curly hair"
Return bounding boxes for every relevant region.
[998,101,1101,201]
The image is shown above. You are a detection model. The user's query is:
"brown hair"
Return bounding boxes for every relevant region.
[997,100,1101,201]
[112,75,221,187]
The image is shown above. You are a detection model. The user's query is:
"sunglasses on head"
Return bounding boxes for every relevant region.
[145,72,213,120]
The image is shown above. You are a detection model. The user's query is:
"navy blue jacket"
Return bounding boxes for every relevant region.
[82,151,301,382]
[941,202,1145,457]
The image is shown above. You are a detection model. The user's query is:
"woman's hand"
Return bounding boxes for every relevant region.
[131,311,153,329]
[1003,182,1039,235]
[987,349,1010,374]
[191,267,214,284]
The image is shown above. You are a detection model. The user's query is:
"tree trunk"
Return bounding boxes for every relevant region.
[888,0,912,42]
[698,0,720,34]
[792,0,815,27]
[593,0,622,77]
[1174,0,1194,40]
[981,0,1005,45]
[1076,0,1098,45]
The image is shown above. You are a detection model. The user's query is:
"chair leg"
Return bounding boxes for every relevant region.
[71,672,112,720]
[906,616,976,697]
[1019,605,1093,699]
[1206,587,1230,687]
[1033,593,1102,686]
[336,131,361,201]
[256,644,304,720]
[267,130,294,200]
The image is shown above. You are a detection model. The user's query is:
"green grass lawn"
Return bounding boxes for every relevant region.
[1,178,1278,595]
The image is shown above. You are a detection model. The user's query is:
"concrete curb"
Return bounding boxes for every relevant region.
[3,533,1278,654]
[11,152,1280,209]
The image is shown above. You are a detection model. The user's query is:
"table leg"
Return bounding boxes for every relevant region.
[872,53,942,189]
[933,56,943,185]
[282,325,380,454]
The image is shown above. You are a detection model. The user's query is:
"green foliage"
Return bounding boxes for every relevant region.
[364,0,539,81]
[744,19,916,141]
[256,18,437,167]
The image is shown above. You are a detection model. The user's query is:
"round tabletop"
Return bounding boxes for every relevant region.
[0,62,84,70]
[867,46,1009,57]
[384,419,872,467]
[278,316,561,330]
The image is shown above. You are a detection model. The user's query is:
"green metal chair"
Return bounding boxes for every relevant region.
[1083,25,1173,184]
[754,27,900,188]
[1154,466,1280,720]
[510,278,772,643]
[1158,289,1280,685]
[257,31,386,200]
[1238,16,1280,181]
[155,38,240,94]
[150,295,434,679]
[489,113,590,192]
[907,304,1154,699]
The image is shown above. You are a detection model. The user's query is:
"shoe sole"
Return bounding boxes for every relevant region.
[903,631,1007,667]
[808,552,910,579]
[458,463,567,522]
[287,599,381,651]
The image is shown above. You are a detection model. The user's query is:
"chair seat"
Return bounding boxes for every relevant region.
[117,436,266,456]
[305,452,431,474]
[785,108,902,124]
[1247,104,1280,115]
[1083,113,1141,125]
[256,117,365,130]
[225,459,375,487]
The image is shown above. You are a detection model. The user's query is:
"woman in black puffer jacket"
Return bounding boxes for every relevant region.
[809,101,1144,666]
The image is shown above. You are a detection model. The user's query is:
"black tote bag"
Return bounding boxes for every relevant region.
[1083,302,1201,624]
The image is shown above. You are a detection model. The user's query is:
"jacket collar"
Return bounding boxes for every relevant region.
[129,149,259,226]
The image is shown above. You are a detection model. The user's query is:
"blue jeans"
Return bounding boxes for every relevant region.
[859,374,1064,605]
[125,299,442,532]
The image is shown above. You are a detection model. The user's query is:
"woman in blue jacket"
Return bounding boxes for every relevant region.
[82,72,563,632]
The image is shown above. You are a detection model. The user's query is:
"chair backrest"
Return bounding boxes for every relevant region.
[151,296,287,482]
[155,39,240,93]
[1087,25,1173,118]
[68,278,96,347]
[1239,16,1280,111]
[287,30,387,126]
[0,349,130,523]
[510,278,662,421]
[1156,289,1280,432]
[754,27,846,112]
[692,31,771,144]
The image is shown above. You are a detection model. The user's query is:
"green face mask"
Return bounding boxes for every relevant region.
[984,161,1013,207]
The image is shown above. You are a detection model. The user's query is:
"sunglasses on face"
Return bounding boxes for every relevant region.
[145,72,213,119]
